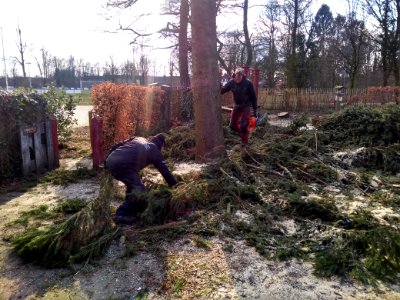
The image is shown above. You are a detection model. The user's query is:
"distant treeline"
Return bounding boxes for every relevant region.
[0,74,182,90]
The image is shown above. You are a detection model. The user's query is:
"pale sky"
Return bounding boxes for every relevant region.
[1,0,345,78]
[0,0,169,77]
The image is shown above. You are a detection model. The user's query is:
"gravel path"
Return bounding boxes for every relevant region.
[74,105,93,127]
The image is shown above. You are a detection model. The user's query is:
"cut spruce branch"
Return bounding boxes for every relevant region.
[295,167,329,186]
[12,173,117,267]
[277,162,295,182]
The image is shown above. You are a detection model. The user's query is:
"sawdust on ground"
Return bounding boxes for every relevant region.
[0,125,400,300]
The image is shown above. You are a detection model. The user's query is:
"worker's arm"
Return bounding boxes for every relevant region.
[153,159,178,187]
[221,80,233,95]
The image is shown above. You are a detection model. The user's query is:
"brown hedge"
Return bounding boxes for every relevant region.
[92,82,165,154]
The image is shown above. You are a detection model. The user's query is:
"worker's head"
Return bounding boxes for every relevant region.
[233,68,245,84]
[149,133,165,150]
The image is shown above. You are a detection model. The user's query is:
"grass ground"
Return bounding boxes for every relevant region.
[76,90,92,105]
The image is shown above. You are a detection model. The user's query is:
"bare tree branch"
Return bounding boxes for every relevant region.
[107,0,139,9]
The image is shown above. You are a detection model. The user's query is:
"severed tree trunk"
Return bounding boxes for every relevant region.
[191,0,226,162]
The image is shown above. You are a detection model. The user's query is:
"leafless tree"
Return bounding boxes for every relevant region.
[217,31,244,75]
[217,0,258,70]
[120,60,136,83]
[104,56,119,82]
[134,45,149,85]
[52,56,65,71]
[14,25,27,78]
[258,0,282,87]
[35,48,52,86]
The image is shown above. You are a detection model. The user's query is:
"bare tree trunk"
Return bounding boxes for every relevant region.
[291,0,299,57]
[191,0,226,162]
[37,48,51,86]
[178,0,193,121]
[16,26,27,78]
[179,0,190,88]
[243,0,252,66]
[287,0,299,88]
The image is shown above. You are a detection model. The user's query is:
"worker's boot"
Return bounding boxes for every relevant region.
[113,202,138,225]
[113,192,146,225]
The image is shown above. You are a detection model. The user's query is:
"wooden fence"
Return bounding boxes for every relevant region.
[170,86,400,118]
[255,88,400,112]
[130,85,400,128]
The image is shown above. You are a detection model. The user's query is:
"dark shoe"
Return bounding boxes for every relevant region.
[113,214,138,225]
[115,205,134,216]
[240,144,247,157]
[117,197,148,216]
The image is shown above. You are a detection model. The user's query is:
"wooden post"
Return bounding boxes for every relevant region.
[90,111,104,170]
[33,122,46,174]
[45,119,55,170]
[50,117,60,168]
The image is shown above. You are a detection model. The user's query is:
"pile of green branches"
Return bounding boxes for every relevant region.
[313,104,400,174]
[316,104,400,147]
[314,211,400,284]
[350,144,400,174]
[12,173,118,267]
[201,105,400,284]
[139,168,260,225]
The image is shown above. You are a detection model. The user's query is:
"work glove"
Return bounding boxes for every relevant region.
[252,111,260,120]
[253,111,261,125]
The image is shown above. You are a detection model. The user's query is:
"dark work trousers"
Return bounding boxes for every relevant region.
[109,168,148,216]
[230,106,251,145]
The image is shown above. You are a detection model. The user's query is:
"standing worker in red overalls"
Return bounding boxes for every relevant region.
[221,68,258,154]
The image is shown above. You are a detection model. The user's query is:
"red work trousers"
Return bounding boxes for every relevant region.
[230,106,251,145]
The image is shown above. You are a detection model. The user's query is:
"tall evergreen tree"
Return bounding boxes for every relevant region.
[191,0,225,161]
